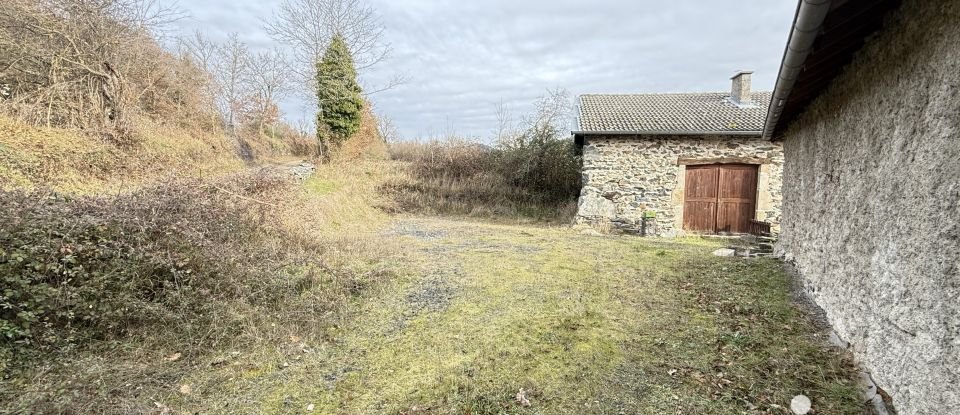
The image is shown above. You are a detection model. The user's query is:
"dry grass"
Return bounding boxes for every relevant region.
[0,156,867,413]
[330,220,863,414]
[382,139,579,223]
[0,161,401,414]
[0,115,240,193]
[0,113,326,194]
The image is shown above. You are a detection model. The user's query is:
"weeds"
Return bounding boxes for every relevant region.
[0,169,394,413]
[0,114,323,194]
[383,138,580,222]
[381,90,581,223]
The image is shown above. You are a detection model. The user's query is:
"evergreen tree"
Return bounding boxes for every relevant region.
[316,34,363,145]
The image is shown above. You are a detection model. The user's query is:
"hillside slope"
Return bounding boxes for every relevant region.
[0,115,326,193]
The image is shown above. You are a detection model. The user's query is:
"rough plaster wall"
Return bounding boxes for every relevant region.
[776,1,960,413]
[576,135,783,236]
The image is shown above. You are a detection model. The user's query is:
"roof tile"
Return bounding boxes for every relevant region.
[577,92,771,134]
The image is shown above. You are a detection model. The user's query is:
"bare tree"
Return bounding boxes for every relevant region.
[527,88,573,135]
[0,0,184,134]
[499,88,572,149]
[179,32,296,134]
[376,113,400,142]
[176,31,220,124]
[265,0,404,101]
[265,0,389,78]
[245,50,291,130]
[179,30,220,73]
[495,99,516,145]
[206,33,251,130]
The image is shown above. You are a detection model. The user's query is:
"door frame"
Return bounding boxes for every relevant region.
[679,162,760,234]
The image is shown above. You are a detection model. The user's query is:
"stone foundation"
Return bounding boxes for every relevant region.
[576,135,783,236]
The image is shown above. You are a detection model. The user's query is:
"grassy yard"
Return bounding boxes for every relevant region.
[168,215,862,414]
[1,160,864,414]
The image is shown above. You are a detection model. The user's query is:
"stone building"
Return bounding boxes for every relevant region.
[573,72,783,236]
[765,0,959,413]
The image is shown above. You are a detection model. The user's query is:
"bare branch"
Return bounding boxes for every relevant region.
[362,73,406,97]
[0,0,202,135]
[264,0,391,91]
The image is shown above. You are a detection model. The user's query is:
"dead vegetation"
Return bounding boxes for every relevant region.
[383,139,576,221]
[0,0,324,181]
[381,90,581,222]
[0,164,399,413]
[1,0,202,136]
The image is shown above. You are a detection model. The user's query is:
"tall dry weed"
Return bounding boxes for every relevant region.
[383,138,580,222]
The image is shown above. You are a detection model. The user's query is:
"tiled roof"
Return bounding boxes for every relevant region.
[576,91,772,135]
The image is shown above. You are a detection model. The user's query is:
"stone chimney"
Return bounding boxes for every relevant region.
[730,70,753,105]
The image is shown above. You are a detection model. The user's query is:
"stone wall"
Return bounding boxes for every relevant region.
[576,135,783,236]
[776,1,960,413]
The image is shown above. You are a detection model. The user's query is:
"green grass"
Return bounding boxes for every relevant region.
[305,177,343,195]
[167,218,863,414]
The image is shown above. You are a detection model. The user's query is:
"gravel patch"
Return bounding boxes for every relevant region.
[386,271,461,335]
[387,222,448,241]
[287,162,316,182]
[405,273,458,314]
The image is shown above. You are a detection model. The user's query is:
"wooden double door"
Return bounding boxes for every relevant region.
[683,164,758,234]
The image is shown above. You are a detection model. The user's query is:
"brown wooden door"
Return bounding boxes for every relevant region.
[683,165,719,233]
[683,164,758,234]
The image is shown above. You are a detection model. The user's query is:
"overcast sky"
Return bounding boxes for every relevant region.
[173,0,798,140]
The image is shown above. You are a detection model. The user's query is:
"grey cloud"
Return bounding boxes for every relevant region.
[173,0,796,140]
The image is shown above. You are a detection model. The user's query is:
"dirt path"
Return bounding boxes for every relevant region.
[233,217,860,414]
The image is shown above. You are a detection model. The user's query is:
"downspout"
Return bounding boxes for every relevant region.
[762,0,833,140]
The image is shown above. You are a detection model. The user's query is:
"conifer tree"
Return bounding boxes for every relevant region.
[316,34,363,145]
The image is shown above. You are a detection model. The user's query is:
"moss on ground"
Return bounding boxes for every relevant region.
[175,218,863,414]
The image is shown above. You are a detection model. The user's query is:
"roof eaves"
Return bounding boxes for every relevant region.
[763,0,833,140]
[764,0,901,140]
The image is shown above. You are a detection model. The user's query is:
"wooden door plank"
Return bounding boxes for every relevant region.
[683,165,719,233]
[716,164,758,233]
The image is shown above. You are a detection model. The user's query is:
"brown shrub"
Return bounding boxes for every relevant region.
[333,103,387,161]
[0,0,216,140]
[0,171,387,367]
[383,137,580,222]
